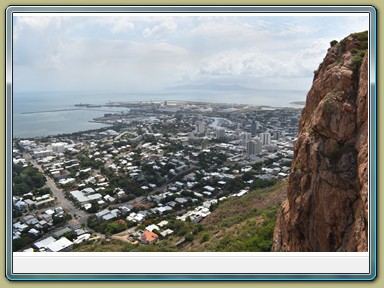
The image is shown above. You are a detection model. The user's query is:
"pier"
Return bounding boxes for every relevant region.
[20,108,120,115]
[20,108,81,114]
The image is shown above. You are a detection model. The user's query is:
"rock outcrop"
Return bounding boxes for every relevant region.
[272,32,369,252]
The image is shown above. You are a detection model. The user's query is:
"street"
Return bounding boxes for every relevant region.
[24,153,89,224]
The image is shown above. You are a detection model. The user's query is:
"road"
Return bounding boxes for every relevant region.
[23,154,196,226]
[24,153,89,225]
[113,165,197,209]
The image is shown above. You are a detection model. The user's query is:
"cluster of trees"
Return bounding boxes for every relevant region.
[77,152,103,170]
[197,150,227,170]
[12,233,38,252]
[108,174,145,197]
[13,163,46,196]
[87,217,130,236]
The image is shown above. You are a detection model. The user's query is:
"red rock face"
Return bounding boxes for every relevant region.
[272,33,368,252]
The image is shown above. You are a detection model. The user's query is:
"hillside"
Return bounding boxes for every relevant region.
[74,180,287,252]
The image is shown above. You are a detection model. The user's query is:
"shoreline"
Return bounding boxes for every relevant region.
[13,101,304,139]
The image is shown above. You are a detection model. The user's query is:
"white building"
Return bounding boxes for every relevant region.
[216,128,225,139]
[46,237,73,252]
[246,139,262,156]
[33,149,53,158]
[260,132,272,145]
[240,132,252,147]
[195,121,206,135]
[51,142,66,153]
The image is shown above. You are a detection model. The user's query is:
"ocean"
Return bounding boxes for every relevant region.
[12,89,307,138]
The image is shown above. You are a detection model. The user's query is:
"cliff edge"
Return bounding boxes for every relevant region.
[272,32,369,252]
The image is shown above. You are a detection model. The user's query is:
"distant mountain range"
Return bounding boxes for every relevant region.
[168,83,256,91]
[290,101,306,106]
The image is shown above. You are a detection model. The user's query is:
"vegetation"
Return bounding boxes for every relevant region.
[75,180,286,252]
[335,30,368,65]
[323,99,336,113]
[198,150,227,170]
[293,161,303,172]
[330,40,338,47]
[327,142,342,165]
[87,217,132,236]
[326,143,355,168]
[13,235,38,252]
[13,163,46,196]
[351,49,367,72]
[350,31,368,50]
[193,207,278,252]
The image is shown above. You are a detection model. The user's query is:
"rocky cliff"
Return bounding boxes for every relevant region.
[272,32,369,252]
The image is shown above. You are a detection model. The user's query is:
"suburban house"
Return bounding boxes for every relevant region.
[140,231,159,244]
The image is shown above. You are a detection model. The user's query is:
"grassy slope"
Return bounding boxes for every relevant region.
[182,179,287,252]
[74,179,287,252]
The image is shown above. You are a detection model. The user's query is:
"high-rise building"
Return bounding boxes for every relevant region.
[251,120,258,136]
[260,132,271,145]
[216,128,225,139]
[272,130,283,140]
[195,121,206,135]
[246,139,262,155]
[240,132,252,147]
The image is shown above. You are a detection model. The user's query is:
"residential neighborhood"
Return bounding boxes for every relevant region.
[12,101,300,252]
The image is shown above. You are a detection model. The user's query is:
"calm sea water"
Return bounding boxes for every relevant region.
[12,90,306,138]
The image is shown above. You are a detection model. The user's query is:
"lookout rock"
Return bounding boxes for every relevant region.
[272,32,369,252]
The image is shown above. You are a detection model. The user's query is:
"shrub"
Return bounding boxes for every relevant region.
[294,161,303,172]
[351,49,367,72]
[323,99,335,113]
[200,232,210,243]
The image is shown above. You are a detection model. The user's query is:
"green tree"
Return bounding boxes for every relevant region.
[13,164,46,196]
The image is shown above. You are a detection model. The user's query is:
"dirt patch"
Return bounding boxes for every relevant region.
[131,201,154,209]
[110,228,138,244]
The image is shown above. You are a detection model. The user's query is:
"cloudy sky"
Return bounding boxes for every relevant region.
[12,12,369,93]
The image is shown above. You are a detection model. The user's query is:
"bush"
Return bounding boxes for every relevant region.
[351,49,367,72]
[184,233,194,243]
[294,161,303,172]
[200,232,209,243]
[106,220,128,234]
[323,99,335,113]
[330,40,338,47]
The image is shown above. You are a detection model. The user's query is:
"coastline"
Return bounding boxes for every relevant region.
[13,96,306,139]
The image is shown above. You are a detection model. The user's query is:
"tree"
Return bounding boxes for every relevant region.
[242,171,255,182]
[184,233,194,243]
[13,164,46,196]
[106,220,128,234]
[52,215,66,225]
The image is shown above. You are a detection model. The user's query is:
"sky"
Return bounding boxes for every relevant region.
[12,13,369,94]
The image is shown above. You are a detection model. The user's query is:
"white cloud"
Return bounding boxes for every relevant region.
[13,16,62,40]
[111,19,135,34]
[12,14,369,93]
[142,17,178,38]
[279,21,315,35]
[91,16,135,34]
[38,51,64,70]
[189,20,268,48]
[194,36,327,80]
